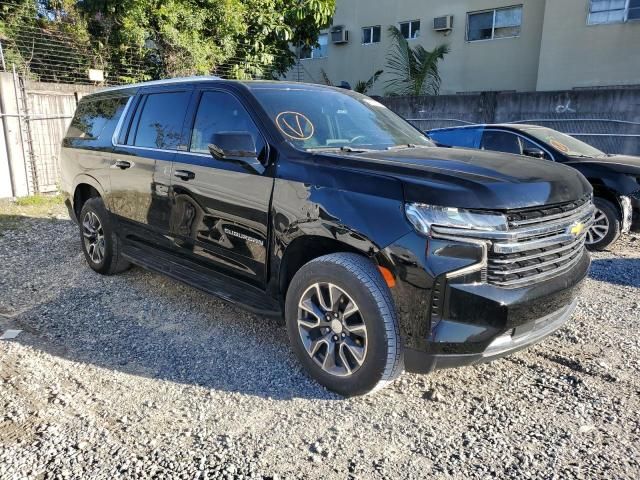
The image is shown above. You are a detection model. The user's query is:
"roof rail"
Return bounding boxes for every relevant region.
[97,75,223,93]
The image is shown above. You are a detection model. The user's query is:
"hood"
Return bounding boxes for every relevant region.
[334,146,592,210]
[565,154,640,175]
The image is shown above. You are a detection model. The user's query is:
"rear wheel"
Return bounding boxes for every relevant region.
[586,197,621,251]
[285,253,403,396]
[79,197,130,275]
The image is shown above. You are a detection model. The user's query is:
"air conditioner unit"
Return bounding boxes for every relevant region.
[433,15,453,31]
[331,26,349,44]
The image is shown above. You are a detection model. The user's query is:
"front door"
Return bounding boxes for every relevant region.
[169,89,274,287]
[110,88,193,250]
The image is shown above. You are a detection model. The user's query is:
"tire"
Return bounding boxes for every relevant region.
[586,197,621,251]
[285,253,403,396]
[78,197,130,275]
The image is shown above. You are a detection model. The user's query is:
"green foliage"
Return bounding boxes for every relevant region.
[0,0,336,83]
[354,69,383,94]
[384,26,449,96]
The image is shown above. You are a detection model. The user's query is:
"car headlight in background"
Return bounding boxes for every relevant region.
[405,203,508,236]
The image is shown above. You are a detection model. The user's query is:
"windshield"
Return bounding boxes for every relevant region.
[250,86,433,151]
[524,127,605,157]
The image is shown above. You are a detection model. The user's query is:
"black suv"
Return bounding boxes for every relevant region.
[61,78,593,396]
[428,124,640,250]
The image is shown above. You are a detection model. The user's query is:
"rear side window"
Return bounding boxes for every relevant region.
[66,95,129,144]
[130,91,191,150]
[429,128,482,149]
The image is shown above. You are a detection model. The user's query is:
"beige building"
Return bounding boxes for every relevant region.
[288,0,640,95]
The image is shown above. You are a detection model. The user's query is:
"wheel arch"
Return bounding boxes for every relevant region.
[72,175,106,219]
[590,181,622,220]
[278,234,375,297]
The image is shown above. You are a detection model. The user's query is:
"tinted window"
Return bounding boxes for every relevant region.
[520,137,552,160]
[190,91,266,160]
[428,128,482,149]
[481,130,521,155]
[132,91,191,150]
[67,96,129,141]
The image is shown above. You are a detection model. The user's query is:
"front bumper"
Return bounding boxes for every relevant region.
[378,231,589,373]
[405,298,577,372]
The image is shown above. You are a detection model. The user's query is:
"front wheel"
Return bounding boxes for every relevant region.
[586,197,621,251]
[285,253,403,396]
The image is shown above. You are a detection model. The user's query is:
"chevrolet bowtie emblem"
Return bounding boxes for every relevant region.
[569,222,585,236]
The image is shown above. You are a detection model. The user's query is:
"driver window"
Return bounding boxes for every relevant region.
[520,137,551,160]
[480,130,521,155]
[190,91,266,160]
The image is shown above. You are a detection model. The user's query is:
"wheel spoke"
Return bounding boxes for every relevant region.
[338,345,352,375]
[296,281,368,378]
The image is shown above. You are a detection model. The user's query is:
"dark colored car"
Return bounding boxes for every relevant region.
[61,78,594,396]
[428,124,640,250]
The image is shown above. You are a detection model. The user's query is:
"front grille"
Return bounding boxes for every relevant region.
[487,196,594,288]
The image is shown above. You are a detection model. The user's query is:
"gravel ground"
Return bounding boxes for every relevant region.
[1,203,639,479]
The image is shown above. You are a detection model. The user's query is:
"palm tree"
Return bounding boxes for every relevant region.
[354,69,384,94]
[385,26,449,96]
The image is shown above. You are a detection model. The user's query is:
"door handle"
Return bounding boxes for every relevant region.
[174,169,195,181]
[113,160,131,170]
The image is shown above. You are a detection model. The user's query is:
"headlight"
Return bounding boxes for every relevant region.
[405,203,508,236]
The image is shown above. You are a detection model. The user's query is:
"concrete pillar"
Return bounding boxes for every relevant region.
[0,71,30,197]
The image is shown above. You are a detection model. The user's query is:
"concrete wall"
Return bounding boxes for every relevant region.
[0,72,96,198]
[536,0,640,91]
[382,87,640,155]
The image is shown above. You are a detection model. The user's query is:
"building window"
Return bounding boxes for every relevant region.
[300,33,328,59]
[399,20,421,39]
[362,25,382,44]
[467,5,523,41]
[588,0,640,24]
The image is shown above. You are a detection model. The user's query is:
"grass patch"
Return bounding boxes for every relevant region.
[0,194,67,229]
[14,193,64,207]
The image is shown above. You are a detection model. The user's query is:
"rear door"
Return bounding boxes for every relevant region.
[110,87,193,250]
[169,88,274,287]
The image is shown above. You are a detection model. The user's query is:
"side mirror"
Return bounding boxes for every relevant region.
[208,131,264,174]
[523,148,546,159]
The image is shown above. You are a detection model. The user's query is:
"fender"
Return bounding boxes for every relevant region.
[72,173,109,210]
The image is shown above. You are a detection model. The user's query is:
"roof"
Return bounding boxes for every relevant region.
[428,123,547,132]
[94,77,344,96]
[96,75,223,94]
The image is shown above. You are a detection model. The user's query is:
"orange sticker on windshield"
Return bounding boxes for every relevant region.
[550,139,569,153]
[276,111,314,140]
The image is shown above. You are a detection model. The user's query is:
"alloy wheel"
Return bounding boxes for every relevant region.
[297,282,367,377]
[585,208,609,245]
[82,211,105,264]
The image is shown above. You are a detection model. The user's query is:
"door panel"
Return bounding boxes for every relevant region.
[170,89,273,287]
[109,90,192,249]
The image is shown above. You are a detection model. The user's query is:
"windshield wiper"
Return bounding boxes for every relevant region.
[386,144,431,151]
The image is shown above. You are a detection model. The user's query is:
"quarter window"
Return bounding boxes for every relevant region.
[362,25,382,44]
[67,96,129,140]
[399,20,421,39]
[189,91,266,160]
[588,0,640,24]
[467,5,522,41]
[131,92,191,150]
